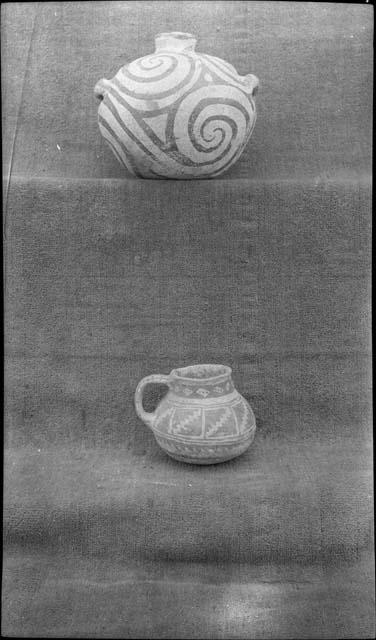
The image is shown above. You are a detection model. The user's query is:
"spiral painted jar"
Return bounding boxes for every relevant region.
[94,32,259,179]
[134,364,256,464]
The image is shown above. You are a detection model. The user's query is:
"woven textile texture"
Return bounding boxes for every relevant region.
[2,2,374,638]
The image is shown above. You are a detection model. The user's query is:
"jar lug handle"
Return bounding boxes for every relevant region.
[94,78,112,101]
[244,73,259,97]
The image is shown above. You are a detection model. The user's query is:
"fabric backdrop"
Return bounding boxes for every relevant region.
[2,2,374,638]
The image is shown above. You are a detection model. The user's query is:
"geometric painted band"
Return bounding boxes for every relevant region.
[152,397,255,440]
[155,432,255,460]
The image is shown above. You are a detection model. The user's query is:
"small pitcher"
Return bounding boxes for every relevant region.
[135,364,256,464]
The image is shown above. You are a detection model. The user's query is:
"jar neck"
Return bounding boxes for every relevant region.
[154,32,197,53]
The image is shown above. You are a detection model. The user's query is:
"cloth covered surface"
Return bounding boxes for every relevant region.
[2,2,374,638]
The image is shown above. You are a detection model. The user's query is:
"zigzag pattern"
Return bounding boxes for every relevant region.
[237,401,251,433]
[155,406,175,431]
[205,407,233,437]
[171,409,202,435]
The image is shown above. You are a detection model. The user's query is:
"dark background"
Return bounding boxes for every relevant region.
[2,2,374,638]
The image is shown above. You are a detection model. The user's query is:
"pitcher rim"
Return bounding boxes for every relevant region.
[171,364,232,382]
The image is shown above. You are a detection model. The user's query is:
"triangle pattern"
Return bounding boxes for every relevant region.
[144,113,168,144]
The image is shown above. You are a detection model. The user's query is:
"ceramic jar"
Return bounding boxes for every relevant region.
[95,32,259,179]
[134,364,256,464]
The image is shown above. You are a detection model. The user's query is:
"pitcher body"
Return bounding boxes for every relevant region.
[135,364,256,464]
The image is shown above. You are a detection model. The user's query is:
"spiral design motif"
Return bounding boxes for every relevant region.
[97,50,257,178]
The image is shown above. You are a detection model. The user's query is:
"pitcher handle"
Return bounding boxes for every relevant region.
[134,374,170,428]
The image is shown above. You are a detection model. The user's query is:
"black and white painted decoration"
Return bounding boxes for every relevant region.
[95,32,258,178]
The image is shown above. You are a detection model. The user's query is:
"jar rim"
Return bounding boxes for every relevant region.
[155,32,196,40]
